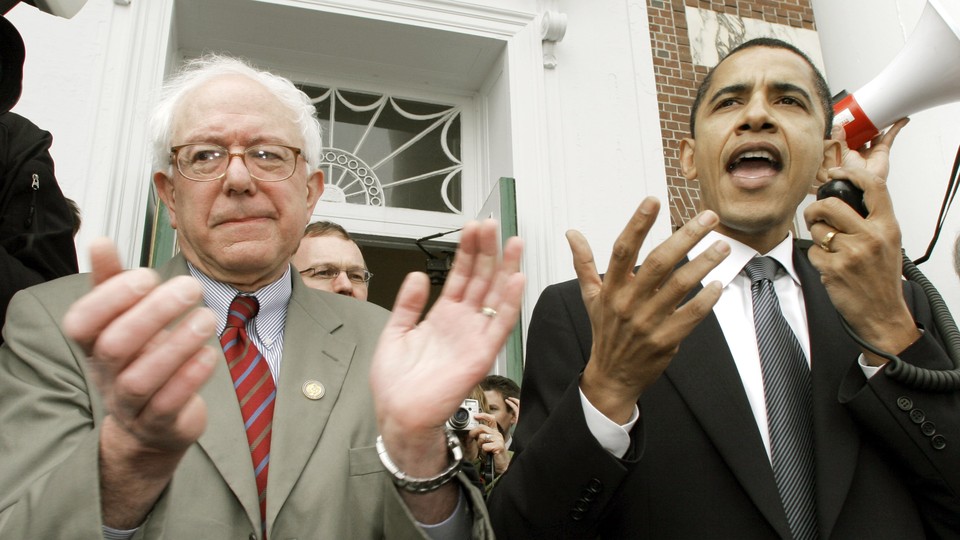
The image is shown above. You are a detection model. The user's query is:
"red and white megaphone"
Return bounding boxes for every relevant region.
[833,0,960,149]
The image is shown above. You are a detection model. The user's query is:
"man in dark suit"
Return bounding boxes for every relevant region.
[0,54,524,538]
[488,38,960,538]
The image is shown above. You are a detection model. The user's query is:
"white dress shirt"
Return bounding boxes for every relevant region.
[579,231,873,461]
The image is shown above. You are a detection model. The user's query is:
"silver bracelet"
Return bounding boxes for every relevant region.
[376,427,463,493]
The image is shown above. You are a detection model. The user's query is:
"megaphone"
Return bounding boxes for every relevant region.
[833,0,960,149]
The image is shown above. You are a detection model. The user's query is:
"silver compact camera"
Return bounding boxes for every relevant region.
[446,398,481,431]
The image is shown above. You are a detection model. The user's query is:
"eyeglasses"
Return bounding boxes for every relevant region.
[170,143,302,182]
[299,265,373,284]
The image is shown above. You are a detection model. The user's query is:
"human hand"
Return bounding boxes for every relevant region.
[370,220,524,478]
[470,412,510,474]
[63,239,217,453]
[61,238,218,526]
[575,198,729,423]
[805,164,920,365]
[832,118,909,183]
[505,396,520,424]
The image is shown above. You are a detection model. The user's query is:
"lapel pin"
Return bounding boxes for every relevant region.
[302,380,325,400]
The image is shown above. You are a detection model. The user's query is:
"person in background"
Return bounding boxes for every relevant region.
[65,196,82,237]
[480,375,520,451]
[454,385,510,495]
[0,54,524,539]
[0,11,78,343]
[488,37,960,538]
[292,220,370,300]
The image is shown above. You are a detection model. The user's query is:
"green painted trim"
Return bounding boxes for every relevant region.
[498,178,524,386]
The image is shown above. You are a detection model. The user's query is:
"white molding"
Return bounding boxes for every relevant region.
[89,0,173,268]
[503,21,556,338]
[254,0,536,37]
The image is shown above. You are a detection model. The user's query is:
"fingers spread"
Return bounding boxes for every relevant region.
[633,209,719,293]
[604,197,660,288]
[567,229,602,300]
[460,220,502,307]
[386,272,431,335]
[657,239,729,308]
[673,280,724,330]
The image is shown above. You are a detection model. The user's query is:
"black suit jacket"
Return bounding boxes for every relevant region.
[488,243,960,538]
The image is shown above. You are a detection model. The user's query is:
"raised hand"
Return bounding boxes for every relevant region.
[833,118,909,182]
[62,238,218,527]
[369,219,523,492]
[805,162,920,365]
[576,197,729,423]
[505,396,520,425]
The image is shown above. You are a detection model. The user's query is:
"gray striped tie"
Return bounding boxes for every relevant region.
[745,257,818,540]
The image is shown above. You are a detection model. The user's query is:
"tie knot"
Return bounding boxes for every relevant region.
[226,295,260,328]
[744,256,780,285]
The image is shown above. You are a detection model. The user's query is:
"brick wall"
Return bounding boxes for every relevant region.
[646,0,817,229]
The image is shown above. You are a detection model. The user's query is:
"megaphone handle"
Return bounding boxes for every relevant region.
[816,179,868,218]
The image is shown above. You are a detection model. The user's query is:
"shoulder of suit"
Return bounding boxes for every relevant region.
[307,288,391,320]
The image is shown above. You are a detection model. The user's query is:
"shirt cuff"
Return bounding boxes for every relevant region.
[857,354,883,379]
[419,487,472,540]
[103,526,138,540]
[579,386,639,458]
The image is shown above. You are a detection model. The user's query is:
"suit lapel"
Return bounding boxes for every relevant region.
[664,306,793,539]
[266,277,358,528]
[197,337,263,527]
[793,246,861,538]
[157,256,262,529]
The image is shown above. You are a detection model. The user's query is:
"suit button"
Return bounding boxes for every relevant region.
[921,421,937,437]
[587,478,603,492]
[910,409,925,424]
[570,509,584,521]
[897,396,913,411]
[932,434,947,450]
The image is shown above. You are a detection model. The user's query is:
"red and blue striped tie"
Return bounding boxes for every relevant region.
[221,295,275,538]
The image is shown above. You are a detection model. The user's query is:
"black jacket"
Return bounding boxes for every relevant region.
[0,111,78,341]
[489,244,960,538]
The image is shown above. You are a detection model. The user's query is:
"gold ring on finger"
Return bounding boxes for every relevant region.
[820,230,837,252]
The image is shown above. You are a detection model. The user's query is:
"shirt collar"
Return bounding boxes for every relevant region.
[187,262,293,340]
[688,230,800,288]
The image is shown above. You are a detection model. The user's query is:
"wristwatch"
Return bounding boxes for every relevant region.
[376,427,463,493]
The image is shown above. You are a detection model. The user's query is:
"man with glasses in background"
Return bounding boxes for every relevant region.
[293,220,371,300]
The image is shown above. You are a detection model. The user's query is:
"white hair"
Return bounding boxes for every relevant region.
[150,54,323,174]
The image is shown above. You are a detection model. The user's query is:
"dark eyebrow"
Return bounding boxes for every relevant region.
[708,81,813,107]
[772,82,813,105]
[707,83,748,106]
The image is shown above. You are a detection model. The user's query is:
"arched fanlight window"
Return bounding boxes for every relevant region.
[301,85,463,215]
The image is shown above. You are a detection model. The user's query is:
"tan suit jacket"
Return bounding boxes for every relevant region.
[0,255,492,539]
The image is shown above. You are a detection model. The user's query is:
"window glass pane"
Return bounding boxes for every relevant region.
[301,84,462,214]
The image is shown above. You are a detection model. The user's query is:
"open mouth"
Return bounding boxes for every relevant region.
[726,149,783,178]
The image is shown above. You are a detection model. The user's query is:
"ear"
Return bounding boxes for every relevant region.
[679,137,697,180]
[153,171,178,230]
[304,169,324,218]
[815,138,842,185]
